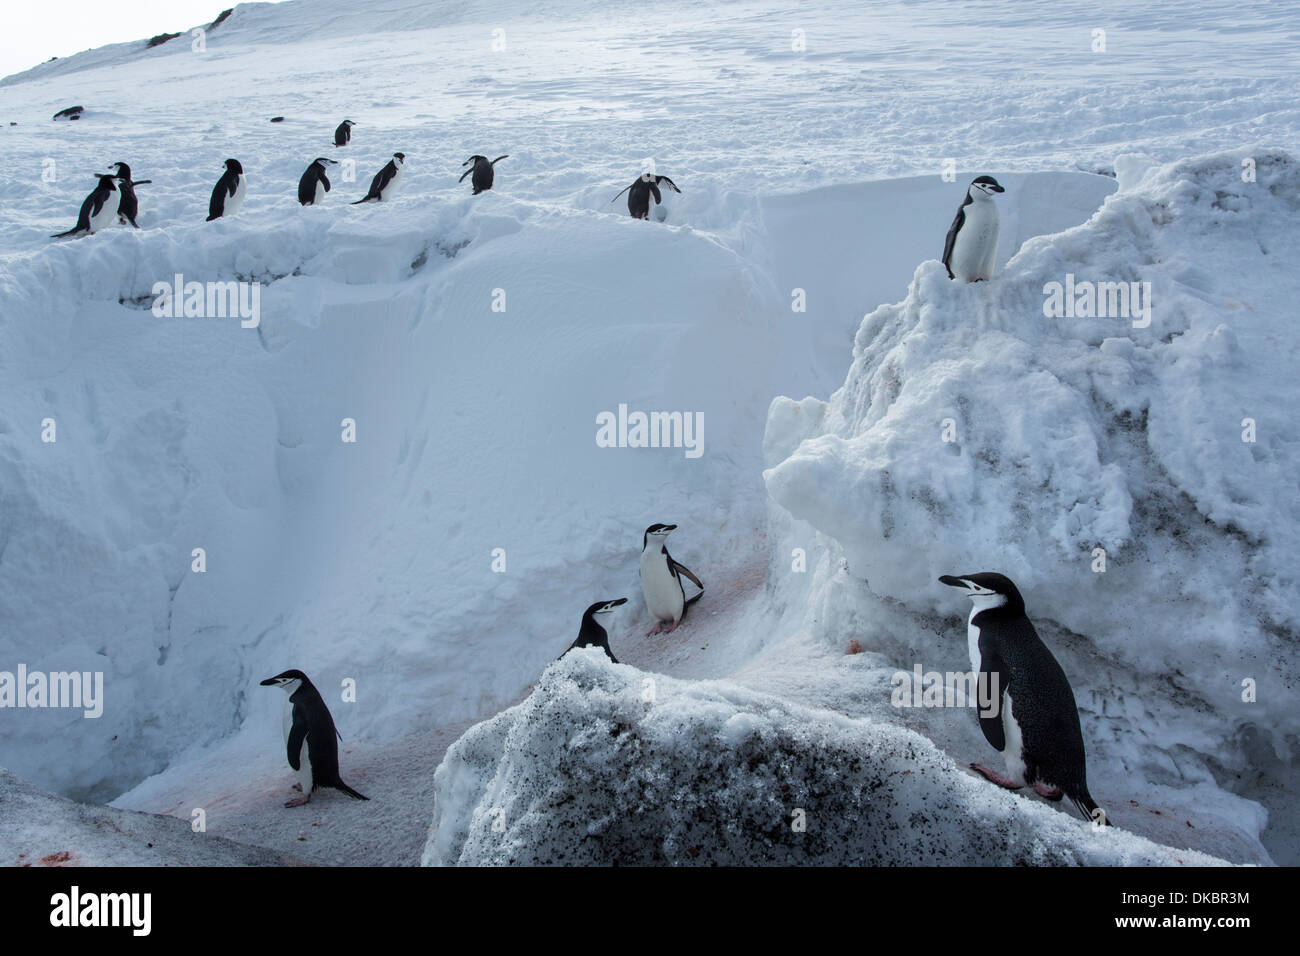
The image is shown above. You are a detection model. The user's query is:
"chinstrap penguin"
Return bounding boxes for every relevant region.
[942,175,1005,281]
[610,174,681,220]
[562,598,628,663]
[640,523,704,634]
[260,669,369,806]
[352,152,405,203]
[939,572,1108,824]
[334,119,355,146]
[207,159,246,220]
[50,174,120,238]
[109,162,150,228]
[298,157,338,206]
[459,154,507,194]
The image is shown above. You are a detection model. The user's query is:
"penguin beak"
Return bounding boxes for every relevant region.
[259,677,282,686]
[990,184,1005,193]
[938,575,970,590]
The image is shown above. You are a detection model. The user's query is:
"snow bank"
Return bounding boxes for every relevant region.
[762,149,1300,856]
[424,650,1228,865]
[0,769,299,865]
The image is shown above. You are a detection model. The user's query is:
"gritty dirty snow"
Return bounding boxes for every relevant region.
[0,0,1295,866]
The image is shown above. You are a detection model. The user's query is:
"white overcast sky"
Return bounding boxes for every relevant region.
[0,1,286,79]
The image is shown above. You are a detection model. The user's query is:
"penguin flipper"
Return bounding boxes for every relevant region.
[609,183,634,204]
[322,173,331,191]
[459,167,474,183]
[490,155,509,165]
[941,206,964,278]
[286,714,307,771]
[976,648,1009,752]
[650,183,662,205]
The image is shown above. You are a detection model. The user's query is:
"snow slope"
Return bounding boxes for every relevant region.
[426,651,1227,866]
[0,0,1295,865]
[0,769,301,866]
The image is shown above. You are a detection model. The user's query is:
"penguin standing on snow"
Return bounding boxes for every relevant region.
[941,175,1005,281]
[298,157,339,206]
[109,162,150,228]
[938,572,1108,824]
[334,119,355,146]
[50,174,120,238]
[459,154,507,194]
[260,669,369,807]
[561,598,628,663]
[206,159,246,221]
[640,523,704,634]
[352,152,405,203]
[610,174,681,220]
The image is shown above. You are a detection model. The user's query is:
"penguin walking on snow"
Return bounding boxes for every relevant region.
[610,174,681,220]
[459,154,507,194]
[298,157,339,205]
[206,159,246,221]
[109,162,150,228]
[260,669,369,807]
[352,152,405,203]
[334,119,355,146]
[938,572,1108,824]
[942,175,1005,281]
[640,523,704,634]
[562,599,628,663]
[50,174,120,238]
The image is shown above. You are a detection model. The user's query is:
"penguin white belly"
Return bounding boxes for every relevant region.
[88,192,120,233]
[640,552,684,623]
[314,179,326,205]
[966,616,982,677]
[380,170,401,201]
[949,203,999,280]
[1001,694,1028,786]
[226,176,246,217]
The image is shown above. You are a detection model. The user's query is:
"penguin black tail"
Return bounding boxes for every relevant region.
[49,228,79,238]
[334,780,369,801]
[205,213,221,222]
[1071,789,1110,826]
[350,196,373,204]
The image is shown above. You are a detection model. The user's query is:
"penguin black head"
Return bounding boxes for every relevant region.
[224,158,243,174]
[341,120,355,127]
[968,175,1005,198]
[313,157,338,167]
[939,572,1024,614]
[588,597,628,617]
[261,669,312,691]
[95,174,118,188]
[463,155,487,166]
[643,523,677,549]
[392,152,405,161]
[109,162,131,180]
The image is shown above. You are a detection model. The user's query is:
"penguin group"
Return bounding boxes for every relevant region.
[43,108,1100,828]
[49,116,688,236]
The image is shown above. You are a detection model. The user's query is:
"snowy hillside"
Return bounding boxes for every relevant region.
[0,0,1296,866]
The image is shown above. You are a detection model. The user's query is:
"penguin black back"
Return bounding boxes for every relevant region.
[459,154,508,194]
[110,162,149,228]
[612,174,681,219]
[298,157,338,205]
[50,175,118,238]
[334,119,354,146]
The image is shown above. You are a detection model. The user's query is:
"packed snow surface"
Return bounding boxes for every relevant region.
[0,0,1295,865]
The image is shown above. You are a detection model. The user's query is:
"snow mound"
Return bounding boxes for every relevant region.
[0,769,300,866]
[762,149,1300,858]
[423,650,1227,866]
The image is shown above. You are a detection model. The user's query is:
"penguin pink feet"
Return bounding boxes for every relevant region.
[1033,782,1064,801]
[284,793,311,808]
[646,621,664,636]
[664,620,681,634]
[970,763,1024,790]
